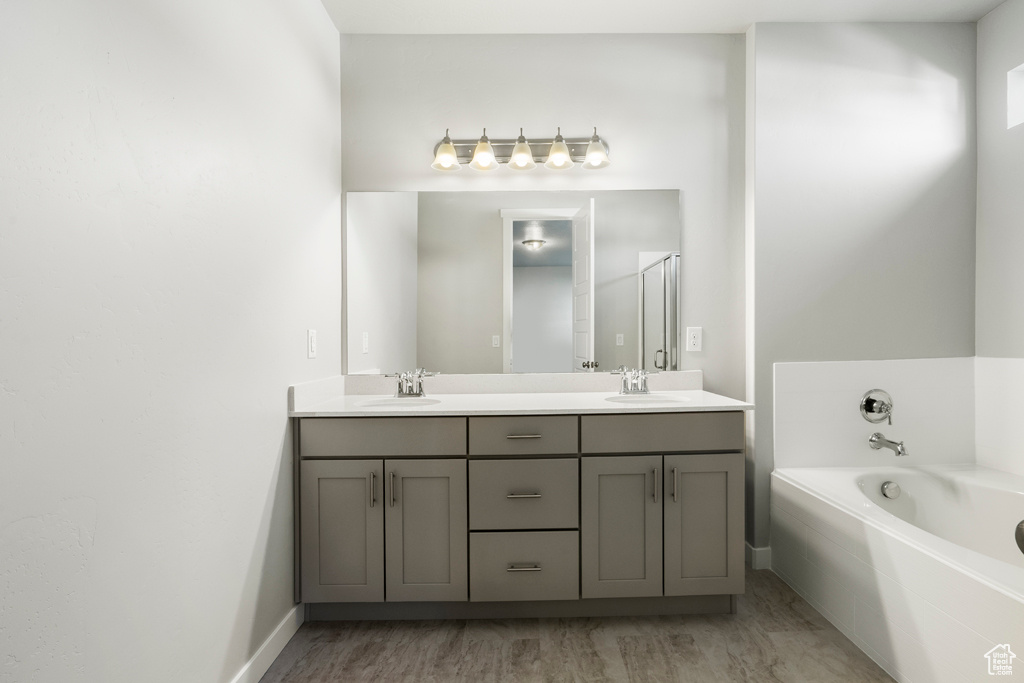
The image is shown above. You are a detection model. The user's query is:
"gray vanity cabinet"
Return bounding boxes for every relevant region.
[384,458,468,602]
[580,455,664,599]
[663,452,745,596]
[300,459,385,603]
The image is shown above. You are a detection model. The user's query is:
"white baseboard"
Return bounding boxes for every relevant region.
[229,604,304,683]
[745,542,772,570]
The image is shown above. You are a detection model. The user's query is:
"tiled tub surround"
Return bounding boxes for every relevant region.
[771,467,1024,683]
[771,358,1024,682]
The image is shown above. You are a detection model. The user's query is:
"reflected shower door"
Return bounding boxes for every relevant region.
[640,253,679,372]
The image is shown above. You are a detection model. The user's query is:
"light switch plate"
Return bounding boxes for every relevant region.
[686,327,702,352]
[616,333,624,346]
[307,329,317,359]
[492,335,500,348]
[361,331,369,354]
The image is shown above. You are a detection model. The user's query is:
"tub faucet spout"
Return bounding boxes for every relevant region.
[869,432,908,457]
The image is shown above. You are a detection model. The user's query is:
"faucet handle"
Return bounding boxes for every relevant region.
[861,389,894,425]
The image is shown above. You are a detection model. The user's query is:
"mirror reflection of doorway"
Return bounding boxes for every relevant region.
[511,219,573,373]
[640,253,680,371]
[501,202,595,374]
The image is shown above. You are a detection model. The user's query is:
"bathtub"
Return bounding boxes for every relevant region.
[771,465,1024,683]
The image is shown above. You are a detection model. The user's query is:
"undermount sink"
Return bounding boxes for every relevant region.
[358,397,442,407]
[604,394,690,404]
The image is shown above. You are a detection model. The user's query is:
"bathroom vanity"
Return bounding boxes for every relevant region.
[290,377,751,619]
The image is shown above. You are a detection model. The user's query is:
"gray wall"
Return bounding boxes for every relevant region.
[0,0,341,680]
[748,23,978,547]
[977,0,1024,358]
[346,192,418,374]
[416,191,681,374]
[513,266,574,373]
[341,34,746,397]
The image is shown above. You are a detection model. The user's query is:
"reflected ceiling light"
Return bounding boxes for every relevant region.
[508,129,537,171]
[522,239,546,250]
[469,128,498,171]
[430,129,461,172]
[545,127,574,170]
[583,127,611,169]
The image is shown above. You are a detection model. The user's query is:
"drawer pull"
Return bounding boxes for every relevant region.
[369,471,376,508]
[672,467,678,503]
[652,467,659,503]
[506,564,542,572]
[506,492,542,499]
[506,434,543,440]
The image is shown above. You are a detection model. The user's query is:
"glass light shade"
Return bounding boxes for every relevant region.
[522,239,546,250]
[508,129,536,171]
[583,130,610,169]
[431,142,461,171]
[545,128,574,170]
[469,129,499,171]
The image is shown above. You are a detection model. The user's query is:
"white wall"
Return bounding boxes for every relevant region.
[976,0,1024,477]
[0,1,341,682]
[749,23,977,547]
[512,267,574,373]
[345,192,418,374]
[774,358,975,469]
[340,34,747,398]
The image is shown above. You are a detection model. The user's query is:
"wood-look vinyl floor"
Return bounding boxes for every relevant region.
[260,568,892,683]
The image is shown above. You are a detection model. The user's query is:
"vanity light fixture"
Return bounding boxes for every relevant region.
[508,129,537,171]
[469,128,498,171]
[430,128,609,171]
[583,127,611,169]
[430,129,461,171]
[522,239,546,250]
[545,127,574,170]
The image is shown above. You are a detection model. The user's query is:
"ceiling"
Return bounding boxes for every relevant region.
[320,0,1003,34]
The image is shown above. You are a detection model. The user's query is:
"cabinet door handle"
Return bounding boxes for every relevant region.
[672,467,678,503]
[389,471,396,508]
[506,564,542,572]
[506,434,542,440]
[506,493,542,499]
[369,471,376,508]
[653,467,659,503]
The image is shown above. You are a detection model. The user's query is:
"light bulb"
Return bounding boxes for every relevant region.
[508,129,536,171]
[430,129,461,172]
[469,128,498,171]
[545,127,574,170]
[583,127,610,170]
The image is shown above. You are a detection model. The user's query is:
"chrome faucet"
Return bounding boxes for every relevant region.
[614,367,650,395]
[869,432,908,457]
[386,368,436,397]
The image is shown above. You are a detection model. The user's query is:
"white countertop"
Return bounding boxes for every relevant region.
[290,390,752,417]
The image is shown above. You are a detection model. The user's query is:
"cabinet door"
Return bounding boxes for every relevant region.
[385,459,468,602]
[301,459,384,602]
[663,452,744,596]
[581,455,663,598]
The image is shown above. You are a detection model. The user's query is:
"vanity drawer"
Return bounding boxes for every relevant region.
[470,531,579,602]
[580,412,743,454]
[299,417,467,457]
[469,458,578,530]
[468,415,578,456]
